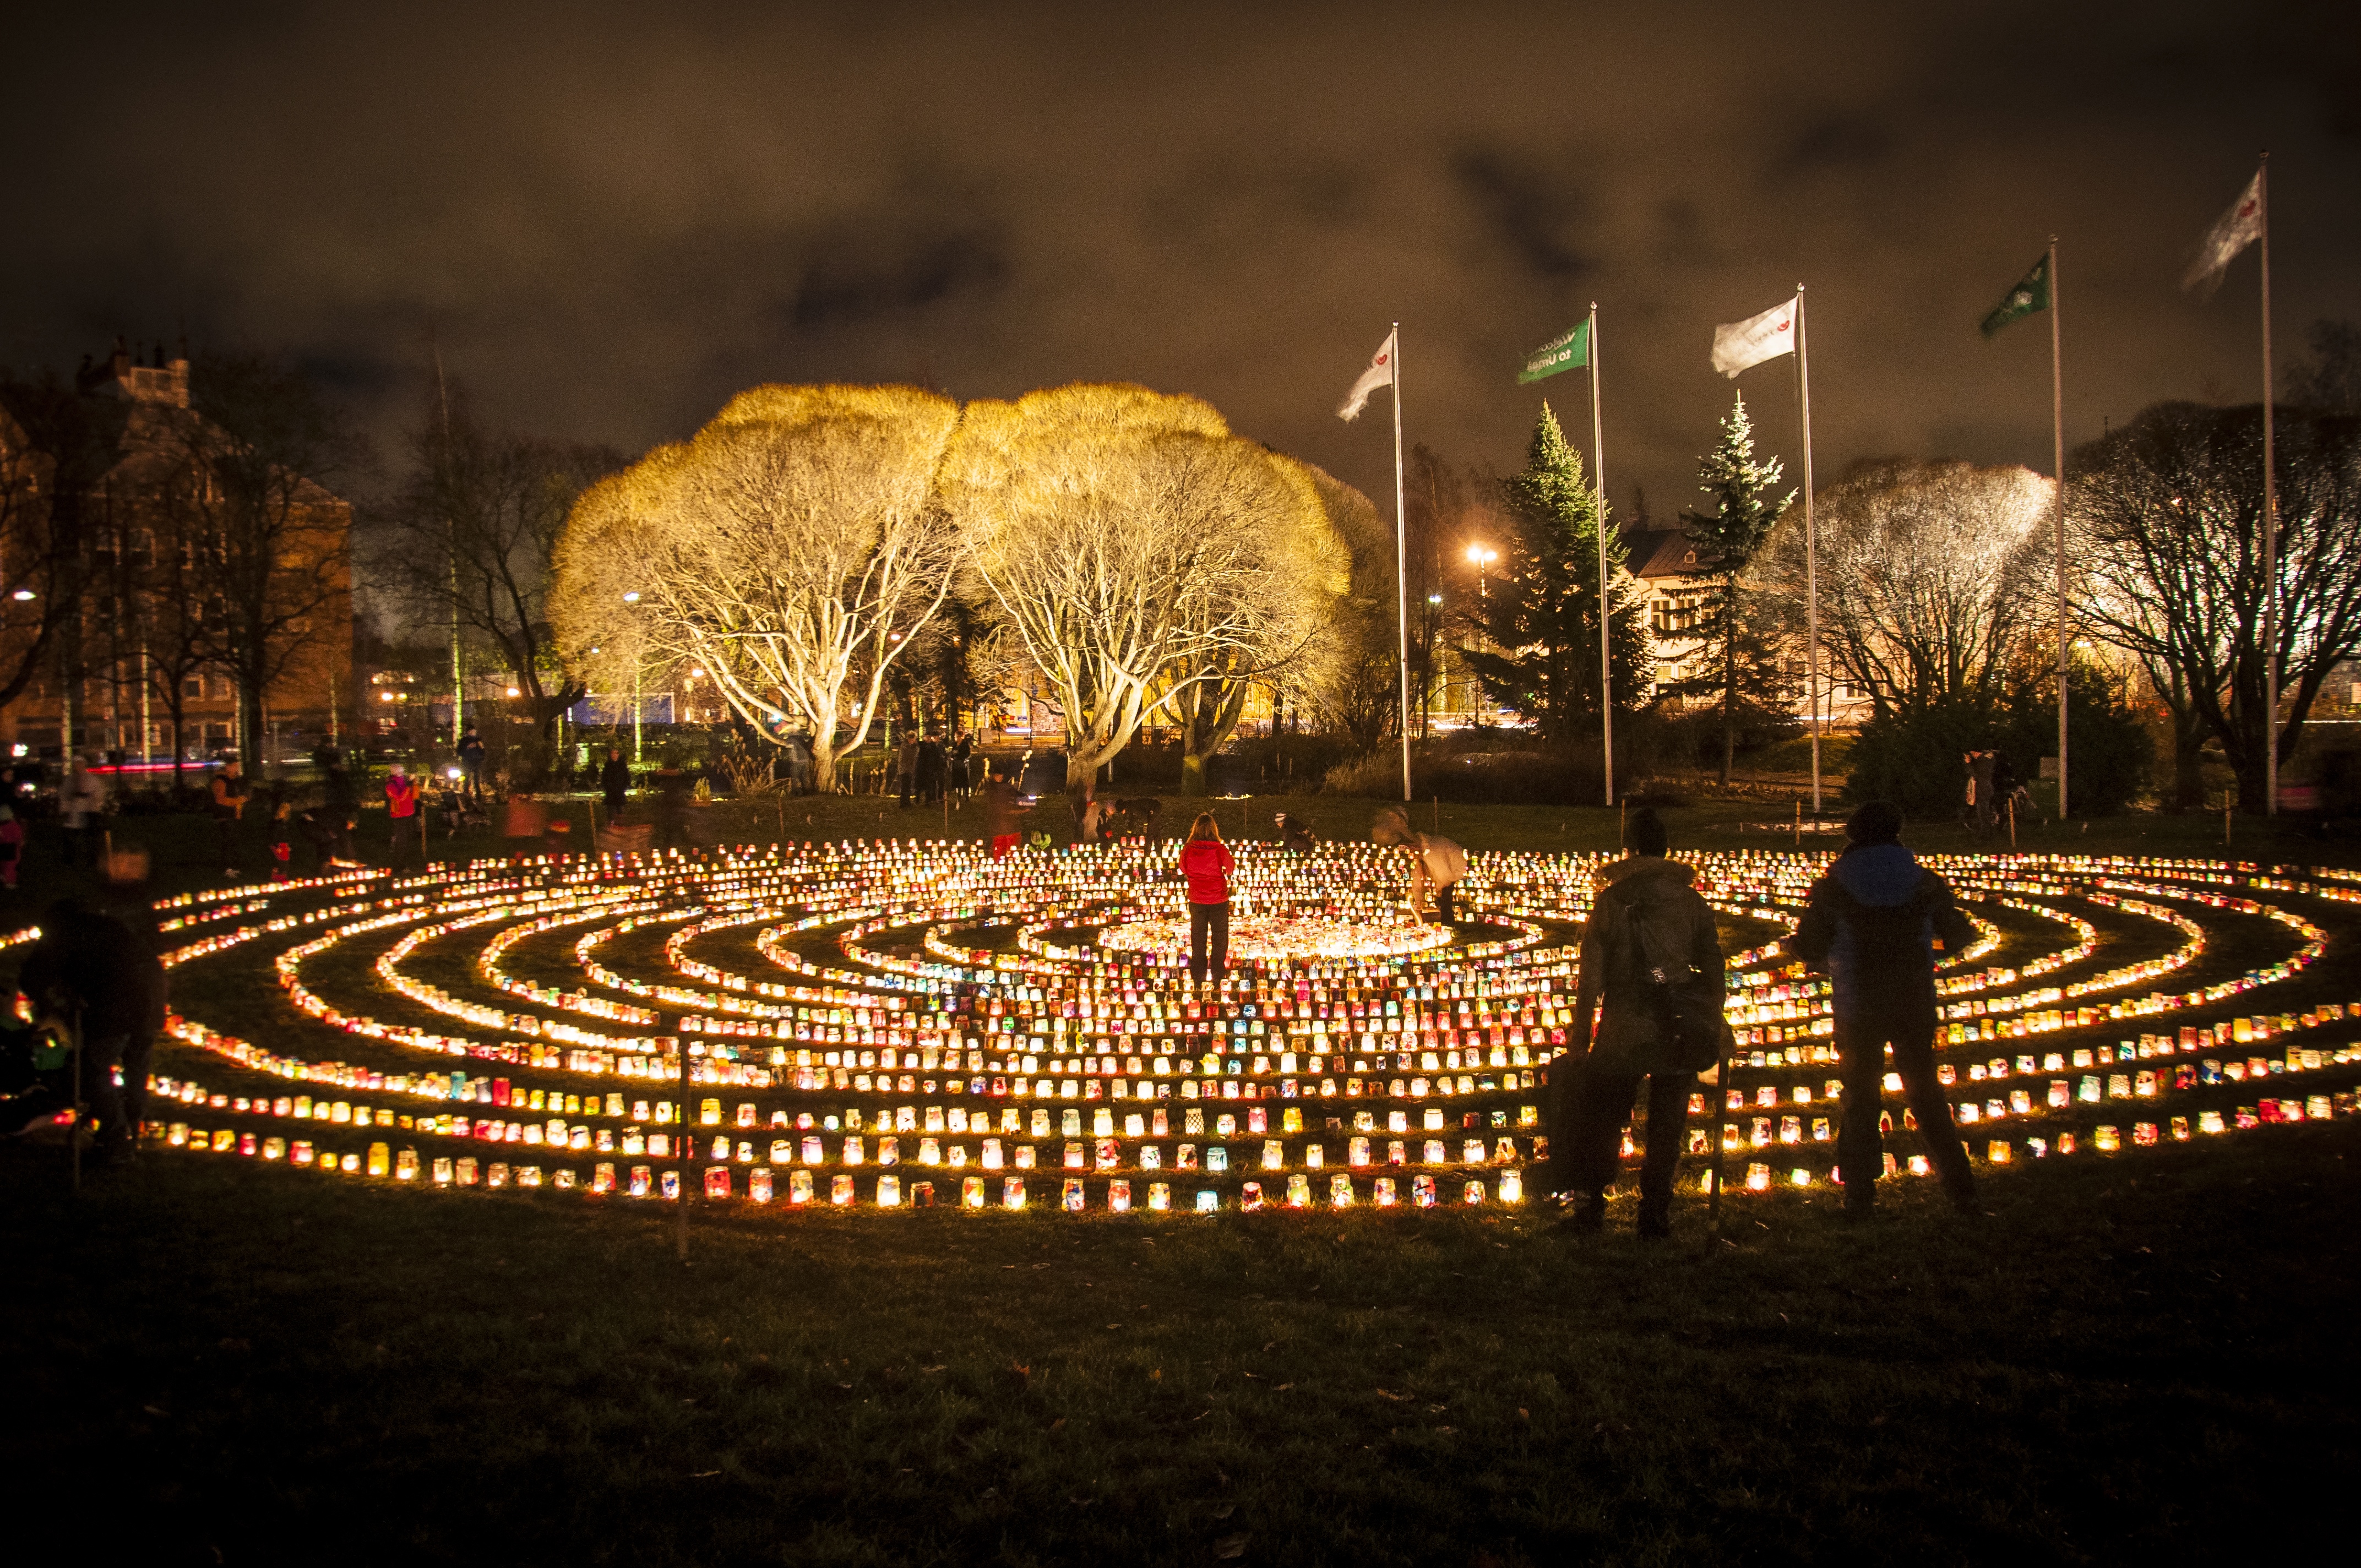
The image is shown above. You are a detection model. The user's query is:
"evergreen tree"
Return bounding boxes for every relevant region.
[1677,391,1796,782]
[1464,402,1651,748]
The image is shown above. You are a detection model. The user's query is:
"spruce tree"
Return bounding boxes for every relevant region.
[1464,402,1651,749]
[1679,391,1796,783]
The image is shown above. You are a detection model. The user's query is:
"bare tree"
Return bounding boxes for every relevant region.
[163,353,361,770]
[1296,461,1400,756]
[2072,400,2361,810]
[1774,458,2048,717]
[553,384,962,792]
[377,382,620,772]
[0,376,106,718]
[943,385,1346,794]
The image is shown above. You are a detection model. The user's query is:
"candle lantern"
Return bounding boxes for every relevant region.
[660,1169,681,1200]
[341,1152,362,1174]
[2093,1125,2121,1152]
[911,1180,935,1206]
[1062,1178,1085,1211]
[1987,1141,2010,1164]
[1745,1163,1771,1191]
[2132,1122,2159,1147]
[962,1175,986,1208]
[1497,1169,1524,1203]
[519,1166,543,1187]
[292,1140,314,1166]
[167,1123,189,1147]
[1195,1189,1220,1212]
[263,1136,286,1161]
[1329,1174,1355,1207]
[1240,1182,1265,1211]
[1003,1177,1027,1210]
[630,1164,652,1196]
[1906,1155,1930,1175]
[878,1174,902,1206]
[830,1173,856,1205]
[432,1156,454,1184]
[553,1169,576,1189]
[1374,1177,1399,1207]
[592,1162,615,1193]
[1411,1174,1437,1207]
[1108,1179,1133,1212]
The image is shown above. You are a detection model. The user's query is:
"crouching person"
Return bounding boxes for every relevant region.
[1550,808,1729,1238]
[1790,801,1978,1217]
[12,899,168,1164]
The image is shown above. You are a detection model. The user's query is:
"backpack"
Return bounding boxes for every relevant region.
[1822,879,1937,971]
[1601,880,1724,1072]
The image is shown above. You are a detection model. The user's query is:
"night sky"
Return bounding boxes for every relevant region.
[7,2,2354,525]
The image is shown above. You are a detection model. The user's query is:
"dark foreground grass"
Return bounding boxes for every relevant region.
[3,1121,2354,1566]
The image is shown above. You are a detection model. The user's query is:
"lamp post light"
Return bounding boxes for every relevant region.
[622,592,644,763]
[1463,546,1496,726]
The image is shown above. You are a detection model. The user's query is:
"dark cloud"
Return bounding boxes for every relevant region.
[2,0,2354,539]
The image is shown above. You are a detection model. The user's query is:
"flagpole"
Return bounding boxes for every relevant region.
[1590,302,1613,805]
[1392,324,1412,804]
[2051,236,2069,821]
[2258,155,2278,815]
[1796,287,1820,817]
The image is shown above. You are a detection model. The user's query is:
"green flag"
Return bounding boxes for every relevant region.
[1979,253,2051,337]
[1517,319,1590,383]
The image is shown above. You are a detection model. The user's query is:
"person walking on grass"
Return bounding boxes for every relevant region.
[1550,807,1729,1238]
[599,746,632,822]
[982,766,1029,861]
[1178,812,1233,986]
[1791,800,1980,1218]
[1373,805,1467,926]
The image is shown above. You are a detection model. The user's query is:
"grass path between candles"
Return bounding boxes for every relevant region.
[3,1117,2354,1566]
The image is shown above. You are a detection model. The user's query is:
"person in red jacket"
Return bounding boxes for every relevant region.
[1177,812,1233,986]
[385,763,422,872]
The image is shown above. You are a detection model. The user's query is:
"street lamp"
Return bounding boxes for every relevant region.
[1464,545,1497,727]
[622,593,644,762]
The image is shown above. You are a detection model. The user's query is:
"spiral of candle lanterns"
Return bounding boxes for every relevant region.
[99,839,2360,1212]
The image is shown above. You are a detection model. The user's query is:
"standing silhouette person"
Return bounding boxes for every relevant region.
[1791,801,1980,1217]
[1552,808,1728,1237]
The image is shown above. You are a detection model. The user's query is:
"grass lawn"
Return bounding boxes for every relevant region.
[3,791,2357,1564]
[4,1121,2354,1565]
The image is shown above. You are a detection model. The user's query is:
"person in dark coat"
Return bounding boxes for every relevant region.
[1551,808,1729,1237]
[599,747,632,821]
[652,766,690,852]
[458,725,488,801]
[1790,801,1979,1217]
[12,899,168,1164]
[319,745,359,861]
[948,732,974,799]
[916,733,946,805]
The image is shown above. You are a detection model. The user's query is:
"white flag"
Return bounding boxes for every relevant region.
[1336,331,1396,421]
[2183,169,2264,297]
[1710,297,1798,378]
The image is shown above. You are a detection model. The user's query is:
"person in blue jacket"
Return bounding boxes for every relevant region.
[1790,801,1979,1216]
